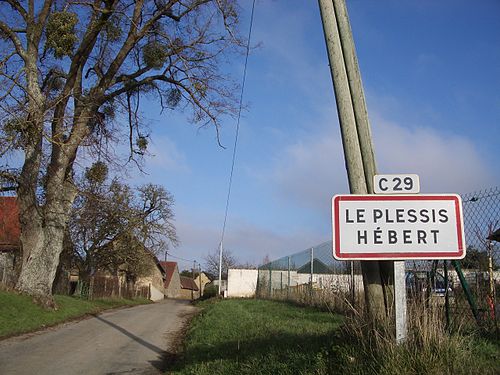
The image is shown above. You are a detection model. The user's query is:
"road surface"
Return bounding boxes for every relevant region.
[0,299,197,375]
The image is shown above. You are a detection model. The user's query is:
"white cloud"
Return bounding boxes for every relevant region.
[171,208,323,268]
[373,115,495,193]
[270,125,348,212]
[263,111,497,221]
[145,135,190,173]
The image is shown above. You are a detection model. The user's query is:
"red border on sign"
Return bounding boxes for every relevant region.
[332,194,465,260]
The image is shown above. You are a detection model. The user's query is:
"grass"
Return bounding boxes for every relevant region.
[334,302,500,375]
[0,289,150,338]
[169,298,344,374]
[169,298,499,375]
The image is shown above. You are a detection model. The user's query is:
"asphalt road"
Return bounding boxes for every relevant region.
[0,299,197,375]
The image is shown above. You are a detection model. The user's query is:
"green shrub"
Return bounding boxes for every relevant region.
[202,284,218,299]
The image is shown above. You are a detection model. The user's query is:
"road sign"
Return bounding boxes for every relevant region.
[374,174,420,194]
[332,194,465,260]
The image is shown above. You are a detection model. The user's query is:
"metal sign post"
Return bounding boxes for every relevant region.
[376,174,415,343]
[394,260,407,343]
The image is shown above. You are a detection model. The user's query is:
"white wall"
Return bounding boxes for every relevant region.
[149,284,165,301]
[227,269,258,297]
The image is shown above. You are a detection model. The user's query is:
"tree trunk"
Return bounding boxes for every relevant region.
[16,175,77,307]
[16,223,66,308]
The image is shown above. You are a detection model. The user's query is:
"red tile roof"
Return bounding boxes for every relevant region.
[180,276,199,291]
[159,261,178,288]
[0,197,20,251]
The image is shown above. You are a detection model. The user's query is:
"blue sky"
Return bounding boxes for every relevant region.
[122,0,500,270]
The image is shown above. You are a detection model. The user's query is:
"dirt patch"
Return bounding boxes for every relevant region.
[162,305,201,373]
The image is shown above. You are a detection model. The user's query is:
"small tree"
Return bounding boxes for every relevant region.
[70,171,178,280]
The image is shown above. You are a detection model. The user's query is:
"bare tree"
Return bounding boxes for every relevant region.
[204,248,237,280]
[0,0,243,305]
[70,170,178,281]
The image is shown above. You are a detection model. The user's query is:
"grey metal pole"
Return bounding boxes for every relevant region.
[269,266,272,297]
[310,247,314,301]
[192,261,195,301]
[394,261,407,343]
[310,248,314,285]
[287,256,291,300]
[444,260,450,331]
[217,241,223,296]
[199,265,202,299]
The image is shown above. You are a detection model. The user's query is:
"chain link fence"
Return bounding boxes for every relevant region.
[257,241,363,313]
[257,187,500,332]
[405,187,500,331]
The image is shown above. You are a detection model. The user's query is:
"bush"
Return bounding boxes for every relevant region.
[202,284,218,300]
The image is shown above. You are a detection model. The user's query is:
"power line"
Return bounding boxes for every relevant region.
[164,252,196,263]
[219,0,257,244]
[217,0,257,294]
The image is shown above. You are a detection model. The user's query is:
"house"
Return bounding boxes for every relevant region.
[136,256,167,301]
[180,276,199,300]
[0,197,21,286]
[193,272,211,297]
[160,261,182,298]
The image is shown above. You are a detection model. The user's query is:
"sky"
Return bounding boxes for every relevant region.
[98,1,500,270]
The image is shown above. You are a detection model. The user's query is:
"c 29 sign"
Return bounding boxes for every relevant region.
[331,194,466,260]
[374,174,420,194]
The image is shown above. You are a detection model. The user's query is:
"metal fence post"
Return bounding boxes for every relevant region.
[280,272,283,293]
[310,247,314,302]
[451,260,480,324]
[444,260,450,331]
[269,265,272,298]
[287,256,291,300]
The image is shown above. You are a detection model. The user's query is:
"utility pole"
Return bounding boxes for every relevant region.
[192,261,195,301]
[217,241,223,296]
[318,0,391,319]
[199,264,202,299]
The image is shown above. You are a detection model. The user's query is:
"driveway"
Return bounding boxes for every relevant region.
[0,299,197,375]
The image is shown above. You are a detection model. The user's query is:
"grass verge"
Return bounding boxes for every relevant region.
[335,303,500,375]
[0,289,150,338]
[169,298,499,375]
[169,298,343,374]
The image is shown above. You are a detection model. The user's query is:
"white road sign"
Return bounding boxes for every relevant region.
[332,194,466,260]
[374,174,420,194]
